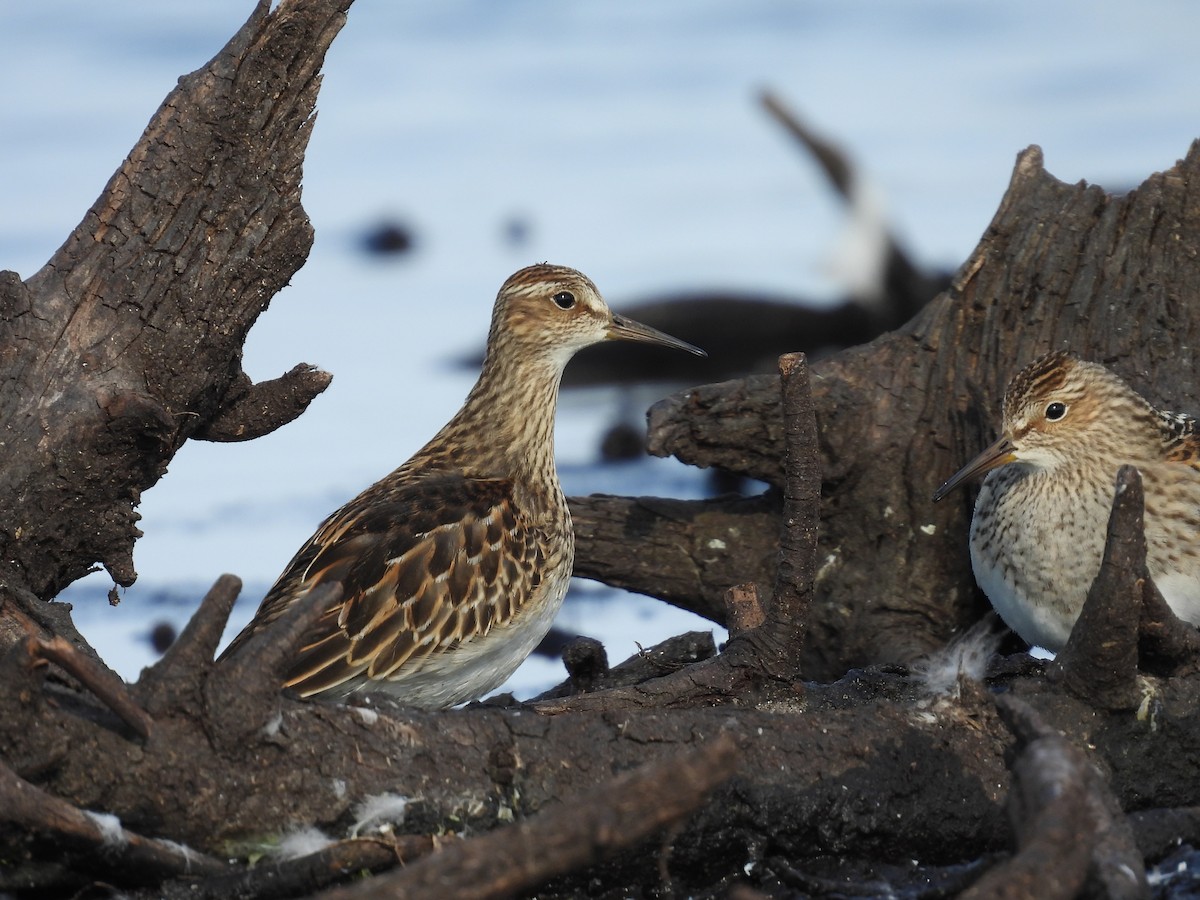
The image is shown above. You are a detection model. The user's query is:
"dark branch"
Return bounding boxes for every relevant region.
[187,835,436,900]
[194,364,333,442]
[769,352,818,634]
[969,695,1147,899]
[568,491,780,625]
[533,631,716,703]
[311,734,739,900]
[32,634,154,740]
[136,574,242,715]
[0,757,228,883]
[1048,465,1143,710]
[0,0,352,600]
[6,600,154,740]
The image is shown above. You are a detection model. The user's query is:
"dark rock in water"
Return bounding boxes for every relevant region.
[360,219,416,257]
[501,215,532,248]
[148,621,177,655]
[599,421,645,461]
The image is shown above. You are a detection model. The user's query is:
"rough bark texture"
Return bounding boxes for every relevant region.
[575,140,1200,680]
[2,0,1200,897]
[570,491,781,622]
[0,0,343,601]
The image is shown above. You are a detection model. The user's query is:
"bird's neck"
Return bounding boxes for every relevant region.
[412,352,565,489]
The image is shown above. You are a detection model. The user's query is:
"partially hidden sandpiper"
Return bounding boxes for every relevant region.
[220,264,705,707]
[933,350,1200,651]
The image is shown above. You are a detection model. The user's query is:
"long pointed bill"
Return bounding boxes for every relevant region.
[931,435,1018,502]
[606,314,707,357]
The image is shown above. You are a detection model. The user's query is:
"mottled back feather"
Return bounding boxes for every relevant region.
[222,474,558,697]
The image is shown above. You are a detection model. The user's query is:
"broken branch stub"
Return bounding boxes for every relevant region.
[1048,465,1145,711]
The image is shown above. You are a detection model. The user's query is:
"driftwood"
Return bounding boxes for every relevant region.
[2,0,1200,897]
[577,138,1200,681]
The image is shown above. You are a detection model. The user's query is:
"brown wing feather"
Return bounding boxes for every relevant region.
[220,474,546,698]
[1165,432,1200,468]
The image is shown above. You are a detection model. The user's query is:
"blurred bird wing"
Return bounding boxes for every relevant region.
[246,475,545,697]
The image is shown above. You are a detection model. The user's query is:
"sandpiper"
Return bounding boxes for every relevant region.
[220,264,705,707]
[933,350,1200,651]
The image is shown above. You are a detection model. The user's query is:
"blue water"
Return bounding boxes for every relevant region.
[3,0,1199,692]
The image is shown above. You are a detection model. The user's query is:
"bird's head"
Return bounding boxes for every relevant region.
[933,351,1150,501]
[488,263,705,368]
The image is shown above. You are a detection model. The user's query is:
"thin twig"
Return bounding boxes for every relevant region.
[770,352,819,643]
[5,599,158,741]
[0,756,228,880]
[189,835,437,900]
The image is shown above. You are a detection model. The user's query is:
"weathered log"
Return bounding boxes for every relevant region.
[8,583,1200,898]
[536,352,820,712]
[311,734,739,900]
[962,696,1148,900]
[0,0,347,603]
[579,142,1200,681]
[0,756,230,891]
[5,475,1199,895]
[0,635,1011,878]
[569,490,780,624]
[3,0,1200,895]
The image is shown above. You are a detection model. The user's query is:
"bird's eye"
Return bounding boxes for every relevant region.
[1045,401,1068,421]
[552,291,576,310]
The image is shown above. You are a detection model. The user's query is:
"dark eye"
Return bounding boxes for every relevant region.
[552,291,576,310]
[1045,401,1067,421]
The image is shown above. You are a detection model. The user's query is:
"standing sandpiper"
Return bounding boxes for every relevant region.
[933,350,1200,651]
[220,264,705,707]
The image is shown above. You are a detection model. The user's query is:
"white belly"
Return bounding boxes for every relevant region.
[969,468,1109,652]
[362,569,572,709]
[970,462,1200,652]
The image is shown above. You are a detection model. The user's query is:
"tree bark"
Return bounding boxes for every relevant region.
[576,141,1200,680]
[0,0,343,602]
[2,0,1200,897]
